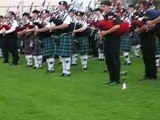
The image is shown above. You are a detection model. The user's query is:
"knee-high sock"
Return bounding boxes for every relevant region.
[100,52,104,59]
[98,48,104,59]
[47,57,55,71]
[25,55,33,66]
[156,55,160,67]
[133,45,140,57]
[123,52,131,64]
[72,54,78,64]
[18,49,21,56]
[37,55,43,68]
[65,57,71,74]
[59,56,62,63]
[28,55,33,66]
[98,48,101,59]
[80,55,88,69]
[0,49,3,57]
[25,55,30,65]
[61,57,67,74]
[33,56,39,68]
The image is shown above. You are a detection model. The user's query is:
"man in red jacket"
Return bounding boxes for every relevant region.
[98,0,121,85]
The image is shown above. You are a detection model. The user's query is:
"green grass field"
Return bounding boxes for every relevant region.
[0,56,160,120]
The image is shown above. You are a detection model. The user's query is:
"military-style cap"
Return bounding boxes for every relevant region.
[22,12,30,17]
[32,10,40,14]
[76,11,85,17]
[59,1,68,8]
[100,0,112,6]
[41,9,50,14]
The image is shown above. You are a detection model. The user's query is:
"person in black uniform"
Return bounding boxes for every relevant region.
[135,1,157,80]
[0,15,4,58]
[98,1,121,85]
[2,11,19,65]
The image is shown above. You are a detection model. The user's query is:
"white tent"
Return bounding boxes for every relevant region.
[0,0,58,15]
[0,0,100,15]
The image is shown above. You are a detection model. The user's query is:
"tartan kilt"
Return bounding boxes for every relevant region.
[76,36,90,54]
[23,36,33,55]
[120,32,132,51]
[41,37,55,57]
[155,36,160,55]
[17,36,22,48]
[54,33,72,57]
[131,32,140,45]
[72,39,78,54]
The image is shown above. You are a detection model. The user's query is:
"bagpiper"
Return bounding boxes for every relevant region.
[1,11,19,65]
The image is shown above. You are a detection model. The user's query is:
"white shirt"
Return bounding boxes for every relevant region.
[59,10,72,25]
[43,17,51,28]
[63,15,72,25]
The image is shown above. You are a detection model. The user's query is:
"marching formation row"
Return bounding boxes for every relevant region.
[0,0,160,85]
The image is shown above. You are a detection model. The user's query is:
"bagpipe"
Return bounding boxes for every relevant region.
[16,24,35,32]
[132,10,160,28]
[97,19,130,36]
[0,24,11,31]
[131,19,145,28]
[0,22,35,33]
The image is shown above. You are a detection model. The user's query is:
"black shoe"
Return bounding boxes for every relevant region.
[140,76,149,81]
[104,81,113,84]
[11,62,18,65]
[39,66,43,69]
[72,64,78,66]
[124,62,131,66]
[139,76,156,81]
[33,66,38,69]
[104,81,120,85]
[149,77,157,80]
[110,81,120,85]
[3,61,9,64]
[82,67,87,70]
[60,73,65,76]
[135,55,140,57]
[46,70,54,73]
[26,65,33,68]
[60,73,71,77]
[98,58,104,61]
[120,71,128,76]
[64,74,71,77]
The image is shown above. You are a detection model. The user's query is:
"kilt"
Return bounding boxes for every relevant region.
[72,39,78,54]
[120,32,132,51]
[98,40,104,51]
[17,36,22,48]
[96,36,104,50]
[76,37,90,54]
[155,36,160,55]
[54,33,72,57]
[23,36,33,55]
[131,32,140,45]
[41,37,55,57]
